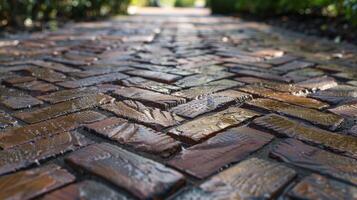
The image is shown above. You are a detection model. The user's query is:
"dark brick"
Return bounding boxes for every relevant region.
[273,60,315,73]
[121,77,180,94]
[296,76,338,91]
[175,72,234,88]
[328,102,357,118]
[265,55,299,65]
[13,80,59,93]
[25,67,67,83]
[58,72,129,88]
[66,143,185,199]
[125,69,182,83]
[309,85,357,104]
[0,85,43,109]
[0,110,18,130]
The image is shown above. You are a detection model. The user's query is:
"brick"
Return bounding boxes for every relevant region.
[71,66,132,78]
[328,102,357,118]
[237,77,306,94]
[58,72,129,88]
[168,127,273,178]
[170,107,259,143]
[175,72,234,88]
[287,174,357,200]
[309,85,357,104]
[333,72,357,80]
[130,63,193,76]
[0,110,18,130]
[84,117,180,157]
[265,55,299,65]
[25,67,67,83]
[101,101,183,130]
[0,131,91,175]
[66,143,185,199]
[253,114,357,159]
[0,164,75,200]
[271,139,357,185]
[31,60,80,73]
[13,80,59,93]
[273,60,315,73]
[14,94,113,123]
[170,90,252,118]
[246,98,343,130]
[296,76,338,91]
[0,111,105,149]
[121,77,180,94]
[125,69,182,83]
[0,85,43,109]
[284,68,325,82]
[172,79,243,99]
[40,180,133,200]
[3,76,36,84]
[113,87,186,109]
[174,158,296,199]
[239,85,328,109]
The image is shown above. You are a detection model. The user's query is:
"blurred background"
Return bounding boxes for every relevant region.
[0,0,356,42]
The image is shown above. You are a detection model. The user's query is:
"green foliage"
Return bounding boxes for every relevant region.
[0,0,130,28]
[175,0,196,7]
[209,0,357,25]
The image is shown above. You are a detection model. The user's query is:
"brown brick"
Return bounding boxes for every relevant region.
[175,72,234,88]
[13,80,59,93]
[85,117,180,157]
[31,60,80,73]
[0,131,91,175]
[3,76,36,84]
[113,87,186,109]
[265,55,299,65]
[328,102,357,118]
[25,67,67,83]
[170,107,259,143]
[284,68,325,82]
[0,85,43,109]
[274,60,315,73]
[246,98,343,130]
[288,174,357,200]
[230,69,291,82]
[121,77,180,94]
[172,79,243,99]
[271,139,357,185]
[296,76,338,91]
[66,143,185,199]
[168,127,273,178]
[0,111,105,149]
[309,85,357,104]
[239,85,328,109]
[58,72,129,88]
[125,69,182,83]
[253,114,357,159]
[14,94,113,123]
[170,90,252,118]
[174,158,296,199]
[101,100,183,130]
[0,110,18,130]
[0,164,75,200]
[40,180,133,200]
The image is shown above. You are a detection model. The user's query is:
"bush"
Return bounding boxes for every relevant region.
[175,0,196,7]
[0,0,130,28]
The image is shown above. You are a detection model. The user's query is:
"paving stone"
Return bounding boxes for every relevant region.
[333,72,357,80]
[348,81,357,87]
[287,174,357,200]
[0,85,43,109]
[0,164,75,200]
[31,60,80,73]
[253,114,357,159]
[84,117,180,157]
[58,72,129,88]
[130,63,194,76]
[101,100,183,130]
[175,72,234,88]
[0,110,18,130]
[66,143,185,199]
[0,111,105,149]
[121,76,180,94]
[40,180,133,200]
[284,68,325,82]
[14,94,113,123]
[230,69,291,82]
[170,90,252,118]
[309,85,357,104]
[3,76,36,84]
[246,98,343,130]
[273,60,315,73]
[239,85,328,109]
[296,75,338,91]
[170,107,259,143]
[13,80,59,93]
[25,67,67,83]
[172,79,243,99]
[328,102,357,118]
[125,69,182,83]
[113,87,186,109]
[265,55,299,65]
[168,127,273,178]
[71,66,133,78]
[0,131,91,175]
[174,158,296,200]
[37,87,100,104]
[271,139,357,185]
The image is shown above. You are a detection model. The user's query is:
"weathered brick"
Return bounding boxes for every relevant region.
[0,110,18,130]
[309,85,357,104]
[274,60,315,73]
[246,98,343,130]
[0,85,43,109]
[121,77,180,94]
[25,67,67,83]
[66,143,185,199]
[58,72,129,88]
[168,127,273,178]
[14,94,113,123]
[0,111,105,149]
[328,102,357,118]
[0,164,75,200]
[296,75,338,91]
[230,69,291,82]
[175,72,234,88]
[271,139,357,185]
[125,69,182,83]
[170,107,259,143]
[13,80,59,93]
[84,117,180,157]
[101,100,183,130]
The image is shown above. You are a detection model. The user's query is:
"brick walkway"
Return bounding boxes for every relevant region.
[1,8,357,200]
